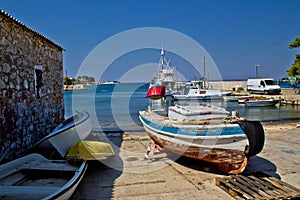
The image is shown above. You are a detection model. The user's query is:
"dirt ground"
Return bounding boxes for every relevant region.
[71,121,300,200]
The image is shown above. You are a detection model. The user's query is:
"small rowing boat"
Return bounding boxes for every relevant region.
[0,153,87,200]
[34,111,91,158]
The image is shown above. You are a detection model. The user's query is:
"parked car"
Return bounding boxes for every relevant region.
[247,78,281,94]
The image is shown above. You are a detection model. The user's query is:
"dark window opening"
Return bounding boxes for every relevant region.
[35,69,43,98]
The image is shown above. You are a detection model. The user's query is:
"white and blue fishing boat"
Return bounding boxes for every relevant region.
[139,86,265,174]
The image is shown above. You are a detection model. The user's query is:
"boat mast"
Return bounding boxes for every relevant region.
[160,48,165,69]
[203,56,208,89]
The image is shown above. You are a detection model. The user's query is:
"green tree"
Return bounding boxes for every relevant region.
[287,37,300,76]
[64,77,74,85]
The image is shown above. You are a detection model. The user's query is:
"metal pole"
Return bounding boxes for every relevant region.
[255,64,259,78]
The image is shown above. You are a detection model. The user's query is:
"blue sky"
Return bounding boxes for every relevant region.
[1,0,300,81]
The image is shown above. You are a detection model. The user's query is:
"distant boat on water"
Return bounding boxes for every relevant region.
[237,96,280,107]
[64,84,87,91]
[173,80,227,101]
[245,98,280,107]
[97,81,120,85]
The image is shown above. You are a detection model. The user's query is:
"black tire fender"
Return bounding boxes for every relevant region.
[238,120,265,157]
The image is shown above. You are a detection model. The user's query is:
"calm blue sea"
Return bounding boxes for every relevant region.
[64,83,300,132]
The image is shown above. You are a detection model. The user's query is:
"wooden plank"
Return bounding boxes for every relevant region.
[22,162,78,171]
[226,176,263,199]
[237,175,275,198]
[0,185,59,195]
[216,175,300,200]
[262,177,300,198]
[248,175,286,198]
[234,175,272,199]
[268,176,300,193]
[216,177,254,199]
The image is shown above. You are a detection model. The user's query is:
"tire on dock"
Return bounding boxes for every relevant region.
[238,120,265,157]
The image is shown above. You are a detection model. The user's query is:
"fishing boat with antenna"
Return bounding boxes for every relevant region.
[147,48,227,101]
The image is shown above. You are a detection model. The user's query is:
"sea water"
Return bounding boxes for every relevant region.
[64,83,300,132]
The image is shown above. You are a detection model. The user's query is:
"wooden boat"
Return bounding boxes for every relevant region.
[245,98,280,107]
[0,153,87,200]
[139,103,265,174]
[33,111,91,158]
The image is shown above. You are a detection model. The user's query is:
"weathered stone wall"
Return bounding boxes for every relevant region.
[208,81,247,91]
[0,11,64,163]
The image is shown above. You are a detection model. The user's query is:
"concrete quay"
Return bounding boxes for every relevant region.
[71,122,300,200]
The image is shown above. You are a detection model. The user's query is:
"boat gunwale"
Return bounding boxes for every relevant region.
[139,112,246,140]
[44,160,88,200]
[0,153,88,200]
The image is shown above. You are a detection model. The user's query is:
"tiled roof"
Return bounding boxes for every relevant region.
[0,9,64,50]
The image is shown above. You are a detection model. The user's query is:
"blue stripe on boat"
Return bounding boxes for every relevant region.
[140,114,245,137]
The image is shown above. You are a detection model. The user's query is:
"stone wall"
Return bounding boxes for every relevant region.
[0,11,64,163]
[208,80,247,91]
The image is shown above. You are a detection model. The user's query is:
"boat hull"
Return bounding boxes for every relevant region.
[146,85,166,100]
[139,111,249,174]
[0,153,87,200]
[245,99,280,107]
[174,94,223,101]
[34,111,91,158]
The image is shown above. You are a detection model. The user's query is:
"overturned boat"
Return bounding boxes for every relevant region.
[0,153,87,200]
[34,111,91,158]
[139,87,265,174]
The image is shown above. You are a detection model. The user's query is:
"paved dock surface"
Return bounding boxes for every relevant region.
[71,123,300,199]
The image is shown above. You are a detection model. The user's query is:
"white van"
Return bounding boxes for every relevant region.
[247,78,281,94]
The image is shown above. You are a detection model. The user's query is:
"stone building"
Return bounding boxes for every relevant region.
[0,10,64,163]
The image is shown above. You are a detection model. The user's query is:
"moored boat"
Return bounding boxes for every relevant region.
[245,98,280,107]
[173,84,224,101]
[33,111,91,158]
[0,153,87,200]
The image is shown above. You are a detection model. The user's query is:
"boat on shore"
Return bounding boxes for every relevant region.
[139,103,265,174]
[140,65,266,174]
[33,111,91,158]
[0,153,87,200]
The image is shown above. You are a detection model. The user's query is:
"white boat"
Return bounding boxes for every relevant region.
[173,83,224,101]
[34,111,91,158]
[245,98,280,107]
[0,153,87,200]
[98,81,120,85]
[139,104,265,174]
